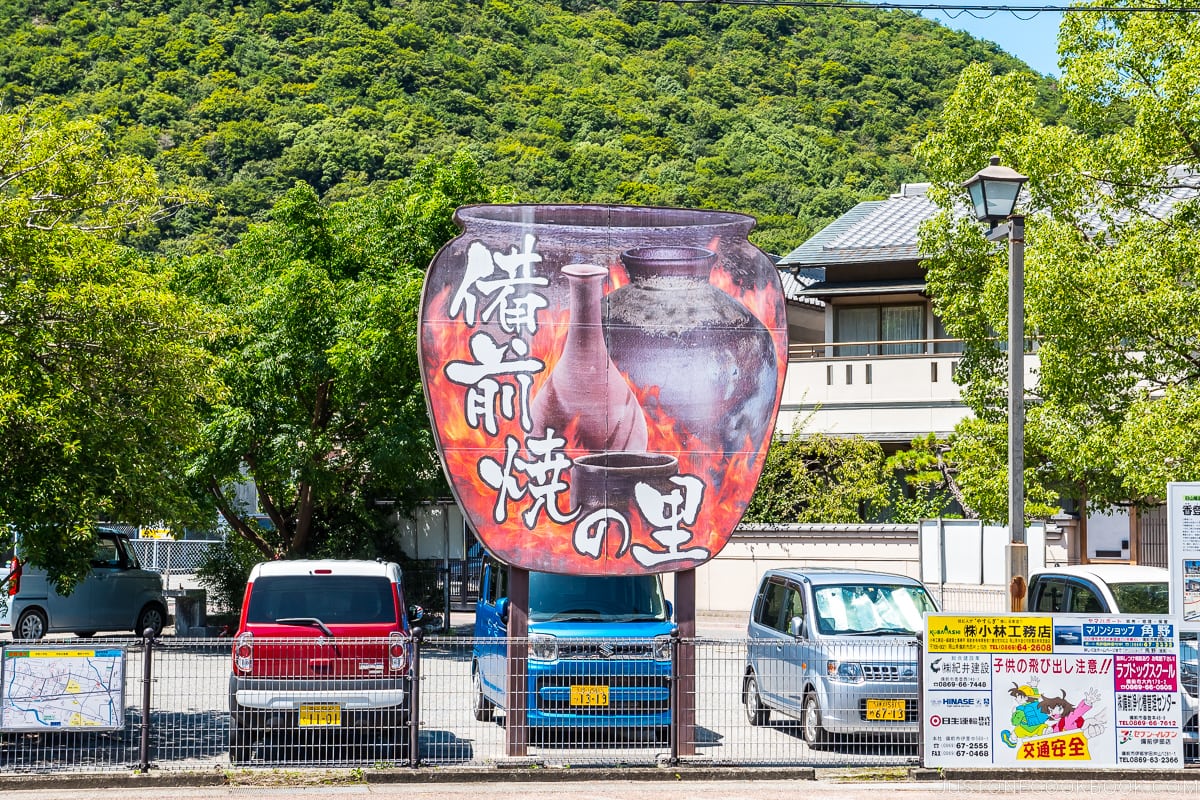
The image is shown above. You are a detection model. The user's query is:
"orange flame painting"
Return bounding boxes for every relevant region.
[419,205,788,576]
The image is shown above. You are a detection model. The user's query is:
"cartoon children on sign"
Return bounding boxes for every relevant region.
[1001,676,1107,752]
[1005,681,1049,743]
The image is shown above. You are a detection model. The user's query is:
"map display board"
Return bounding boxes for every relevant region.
[923,614,1182,769]
[0,646,126,731]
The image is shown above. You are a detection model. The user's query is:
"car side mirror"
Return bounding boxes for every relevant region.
[789,615,806,639]
[497,597,510,624]
[665,600,673,620]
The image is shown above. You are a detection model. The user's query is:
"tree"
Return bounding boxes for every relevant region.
[181,152,507,559]
[884,433,963,523]
[915,4,1200,521]
[0,105,217,591]
[742,427,891,524]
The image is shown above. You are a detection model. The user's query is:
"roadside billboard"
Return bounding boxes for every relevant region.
[418,205,787,575]
[923,613,1182,768]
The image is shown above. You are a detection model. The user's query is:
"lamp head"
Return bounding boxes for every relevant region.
[963,155,1028,225]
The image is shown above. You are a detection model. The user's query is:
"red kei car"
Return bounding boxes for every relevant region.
[228,559,421,764]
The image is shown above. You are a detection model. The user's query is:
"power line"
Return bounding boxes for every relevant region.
[632,0,1200,11]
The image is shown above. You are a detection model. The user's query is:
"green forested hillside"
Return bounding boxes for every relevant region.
[0,0,1037,254]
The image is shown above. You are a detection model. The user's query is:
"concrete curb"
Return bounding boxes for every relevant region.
[911,767,1200,781]
[4,765,1199,789]
[365,766,818,783]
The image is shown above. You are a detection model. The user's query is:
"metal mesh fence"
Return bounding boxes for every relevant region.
[931,584,1010,614]
[0,635,927,772]
[128,539,221,573]
[0,634,1193,773]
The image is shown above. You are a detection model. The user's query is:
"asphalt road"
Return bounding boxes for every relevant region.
[2,776,1199,800]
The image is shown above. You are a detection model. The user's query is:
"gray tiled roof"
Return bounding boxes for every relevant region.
[778,267,825,308]
[777,184,938,269]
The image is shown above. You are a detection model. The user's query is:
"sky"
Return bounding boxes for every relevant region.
[921,5,1065,77]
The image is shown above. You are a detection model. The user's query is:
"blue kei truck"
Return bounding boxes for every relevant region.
[472,562,676,740]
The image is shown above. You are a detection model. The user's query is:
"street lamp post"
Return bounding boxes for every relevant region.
[963,156,1029,611]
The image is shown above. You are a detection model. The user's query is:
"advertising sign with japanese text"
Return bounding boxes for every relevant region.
[418,205,787,575]
[923,614,1182,768]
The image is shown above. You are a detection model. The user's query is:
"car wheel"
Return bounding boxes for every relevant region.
[744,673,770,726]
[802,692,828,749]
[15,608,47,641]
[136,604,165,637]
[473,665,495,722]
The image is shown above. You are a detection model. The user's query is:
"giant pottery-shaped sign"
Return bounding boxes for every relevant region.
[419,205,788,575]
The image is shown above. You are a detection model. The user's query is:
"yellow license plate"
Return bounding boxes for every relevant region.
[866,698,906,721]
[298,703,342,727]
[570,685,610,707]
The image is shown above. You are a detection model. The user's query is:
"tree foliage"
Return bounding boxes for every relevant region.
[0,104,217,591]
[743,429,891,524]
[916,3,1200,520]
[0,0,1040,255]
[180,152,506,558]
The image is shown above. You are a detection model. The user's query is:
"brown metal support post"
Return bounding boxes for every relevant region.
[675,569,696,757]
[505,566,529,756]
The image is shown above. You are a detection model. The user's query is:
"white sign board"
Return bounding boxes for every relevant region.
[1168,483,1200,630]
[923,614,1182,768]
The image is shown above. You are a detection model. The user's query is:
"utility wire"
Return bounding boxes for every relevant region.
[633,0,1200,11]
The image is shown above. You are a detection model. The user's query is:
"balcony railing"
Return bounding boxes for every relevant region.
[789,337,965,361]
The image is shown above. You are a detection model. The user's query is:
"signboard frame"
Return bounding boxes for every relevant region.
[923,613,1182,769]
[0,645,127,732]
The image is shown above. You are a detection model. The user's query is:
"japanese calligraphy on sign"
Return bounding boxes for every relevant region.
[923,614,1183,769]
[419,205,788,575]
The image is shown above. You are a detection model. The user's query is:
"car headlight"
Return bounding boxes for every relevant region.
[528,633,558,662]
[653,634,672,662]
[827,660,864,683]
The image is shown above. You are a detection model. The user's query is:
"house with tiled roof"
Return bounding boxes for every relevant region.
[769,179,1200,564]
[772,183,1035,448]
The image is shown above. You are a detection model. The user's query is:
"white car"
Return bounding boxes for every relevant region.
[1026,564,1169,615]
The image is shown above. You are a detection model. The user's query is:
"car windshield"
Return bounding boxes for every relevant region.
[812,583,936,635]
[246,575,396,624]
[1108,581,1169,614]
[528,572,668,622]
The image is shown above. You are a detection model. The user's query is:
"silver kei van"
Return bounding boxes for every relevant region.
[0,527,167,640]
[743,567,937,748]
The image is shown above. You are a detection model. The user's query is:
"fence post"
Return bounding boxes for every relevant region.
[408,628,422,767]
[139,626,156,773]
[668,630,679,766]
[915,632,924,768]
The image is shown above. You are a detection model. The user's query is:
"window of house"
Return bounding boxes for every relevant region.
[932,314,965,354]
[834,304,925,356]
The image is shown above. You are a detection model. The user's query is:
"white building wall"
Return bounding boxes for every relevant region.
[777,353,1039,441]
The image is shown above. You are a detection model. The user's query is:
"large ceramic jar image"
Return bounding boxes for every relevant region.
[419,204,787,575]
[603,245,778,458]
